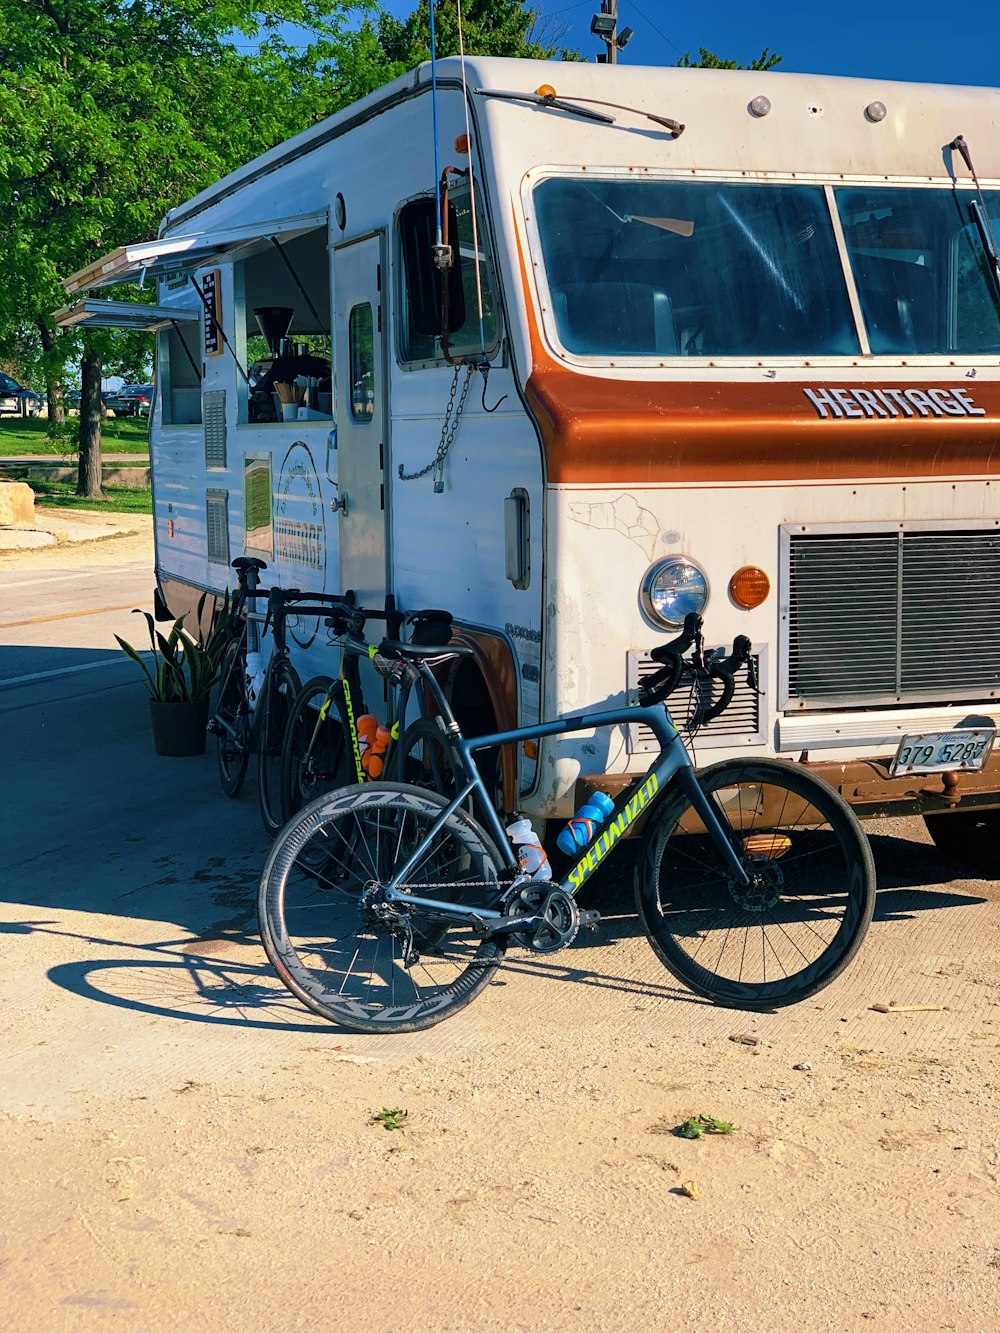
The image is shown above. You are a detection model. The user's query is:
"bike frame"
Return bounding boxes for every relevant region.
[382,694,751,924]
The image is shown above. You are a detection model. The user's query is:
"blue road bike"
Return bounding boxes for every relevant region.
[258,616,876,1034]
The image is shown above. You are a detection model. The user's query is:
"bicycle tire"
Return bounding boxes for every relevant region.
[635,758,875,1009]
[392,716,474,810]
[215,641,249,798]
[257,659,301,836]
[281,676,355,818]
[258,782,508,1034]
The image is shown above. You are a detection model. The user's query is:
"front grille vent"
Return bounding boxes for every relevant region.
[786,527,1000,709]
[627,649,764,753]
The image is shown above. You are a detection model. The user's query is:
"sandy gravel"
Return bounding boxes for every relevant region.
[2,522,998,1332]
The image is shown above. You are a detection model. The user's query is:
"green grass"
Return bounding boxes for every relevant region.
[0,415,149,455]
[25,477,152,514]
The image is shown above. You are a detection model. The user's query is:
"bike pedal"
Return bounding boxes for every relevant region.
[579,910,601,931]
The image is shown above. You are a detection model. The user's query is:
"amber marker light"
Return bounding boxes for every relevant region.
[535,84,557,100]
[454,133,470,153]
[729,566,770,610]
[523,740,538,759]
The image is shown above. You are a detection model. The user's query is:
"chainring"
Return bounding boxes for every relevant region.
[509,884,580,954]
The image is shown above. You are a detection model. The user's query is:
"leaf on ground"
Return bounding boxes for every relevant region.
[372,1107,408,1131]
[675,1114,738,1139]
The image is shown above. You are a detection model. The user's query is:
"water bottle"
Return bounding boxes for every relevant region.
[506,818,552,881]
[357,714,391,778]
[245,650,264,710]
[557,791,615,856]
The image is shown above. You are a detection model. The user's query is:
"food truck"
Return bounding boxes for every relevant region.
[55,58,1000,847]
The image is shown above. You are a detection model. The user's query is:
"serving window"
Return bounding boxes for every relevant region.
[236,227,333,423]
[159,319,202,425]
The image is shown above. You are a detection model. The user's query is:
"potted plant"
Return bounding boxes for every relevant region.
[116,593,233,756]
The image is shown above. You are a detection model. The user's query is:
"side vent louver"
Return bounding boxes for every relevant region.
[203,390,226,468]
[206,489,229,565]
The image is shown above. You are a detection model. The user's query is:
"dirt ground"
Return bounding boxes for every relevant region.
[2,522,999,1332]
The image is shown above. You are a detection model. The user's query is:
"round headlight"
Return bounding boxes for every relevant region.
[641,558,709,628]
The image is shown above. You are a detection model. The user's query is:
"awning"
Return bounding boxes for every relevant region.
[51,299,201,332]
[61,212,328,295]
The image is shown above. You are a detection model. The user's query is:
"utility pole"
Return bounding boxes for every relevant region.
[590,1,633,64]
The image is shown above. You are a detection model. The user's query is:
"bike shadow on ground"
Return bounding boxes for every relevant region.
[21,919,329,1032]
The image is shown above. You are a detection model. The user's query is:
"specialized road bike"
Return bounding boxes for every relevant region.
[258,615,876,1033]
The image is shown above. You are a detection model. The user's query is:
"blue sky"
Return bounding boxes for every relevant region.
[336,1,999,88]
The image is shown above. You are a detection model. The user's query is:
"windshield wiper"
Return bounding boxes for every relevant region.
[950,135,1000,303]
[476,87,684,138]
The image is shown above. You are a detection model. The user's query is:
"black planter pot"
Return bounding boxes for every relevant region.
[149,697,210,757]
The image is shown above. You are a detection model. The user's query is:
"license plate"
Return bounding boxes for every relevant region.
[890,727,995,776]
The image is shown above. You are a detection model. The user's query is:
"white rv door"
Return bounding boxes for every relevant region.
[333,232,388,605]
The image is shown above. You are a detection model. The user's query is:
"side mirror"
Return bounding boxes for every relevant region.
[399,197,466,339]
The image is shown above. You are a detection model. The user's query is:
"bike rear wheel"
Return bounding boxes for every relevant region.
[258,782,507,1034]
[281,676,355,819]
[215,642,249,798]
[257,659,301,836]
[636,758,875,1009]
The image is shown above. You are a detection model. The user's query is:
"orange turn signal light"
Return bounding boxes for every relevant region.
[523,740,538,760]
[454,133,470,154]
[729,566,770,610]
[535,84,557,100]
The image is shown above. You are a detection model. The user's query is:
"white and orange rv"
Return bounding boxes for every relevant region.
[56,57,1000,850]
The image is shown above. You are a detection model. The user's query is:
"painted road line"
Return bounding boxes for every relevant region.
[0,602,142,629]
[0,656,146,688]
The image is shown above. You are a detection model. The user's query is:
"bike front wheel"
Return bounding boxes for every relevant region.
[258,782,508,1034]
[636,759,875,1009]
[257,660,301,836]
[215,642,249,798]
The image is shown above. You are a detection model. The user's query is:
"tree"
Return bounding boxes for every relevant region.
[0,1,360,493]
[677,48,782,71]
[0,2,576,494]
[332,1,579,108]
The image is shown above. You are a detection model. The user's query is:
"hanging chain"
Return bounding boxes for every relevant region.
[397,362,475,492]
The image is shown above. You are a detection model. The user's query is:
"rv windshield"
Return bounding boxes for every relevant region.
[532,177,860,359]
[833,186,1000,355]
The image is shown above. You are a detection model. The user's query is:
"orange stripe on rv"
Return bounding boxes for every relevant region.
[512,217,1000,486]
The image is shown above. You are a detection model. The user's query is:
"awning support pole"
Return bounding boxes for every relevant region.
[170,320,203,382]
[269,238,329,337]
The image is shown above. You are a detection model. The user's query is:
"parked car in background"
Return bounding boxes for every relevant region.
[107,384,153,417]
[0,373,42,417]
[65,389,119,413]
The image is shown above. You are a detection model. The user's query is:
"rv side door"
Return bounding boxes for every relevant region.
[332,232,389,605]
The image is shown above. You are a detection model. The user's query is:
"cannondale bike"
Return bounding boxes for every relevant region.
[258,615,876,1034]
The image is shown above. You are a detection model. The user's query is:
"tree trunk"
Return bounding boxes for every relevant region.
[77,347,104,498]
[36,317,65,429]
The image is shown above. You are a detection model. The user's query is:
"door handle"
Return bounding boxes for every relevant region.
[330,491,348,516]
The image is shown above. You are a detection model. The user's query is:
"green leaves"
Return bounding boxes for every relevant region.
[675,1114,738,1139]
[115,597,234,702]
[372,1107,408,1130]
